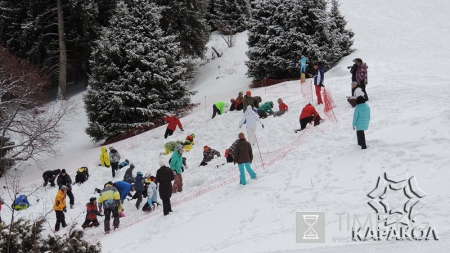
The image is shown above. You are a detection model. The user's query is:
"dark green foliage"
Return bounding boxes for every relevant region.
[155,0,210,58]
[246,0,354,80]
[0,217,101,253]
[84,0,192,142]
[211,0,250,34]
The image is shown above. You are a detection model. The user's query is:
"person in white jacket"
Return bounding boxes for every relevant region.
[347,82,365,108]
[142,176,158,212]
[239,105,265,145]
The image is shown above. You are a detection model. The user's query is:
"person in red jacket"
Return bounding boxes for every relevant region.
[164,113,184,139]
[273,98,288,117]
[82,197,104,229]
[295,103,322,133]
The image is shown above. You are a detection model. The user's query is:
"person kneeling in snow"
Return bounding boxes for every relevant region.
[295,103,322,133]
[257,101,274,119]
[82,197,104,229]
[200,146,221,166]
[161,140,185,156]
[212,101,229,119]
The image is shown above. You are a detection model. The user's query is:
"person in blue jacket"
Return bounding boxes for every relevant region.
[299,56,308,75]
[310,62,324,104]
[170,145,184,193]
[352,96,371,149]
[133,171,145,209]
[113,181,133,203]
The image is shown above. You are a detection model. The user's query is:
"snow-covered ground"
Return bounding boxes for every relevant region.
[1,0,450,252]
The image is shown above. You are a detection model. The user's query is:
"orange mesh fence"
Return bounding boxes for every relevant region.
[301,79,313,103]
[323,88,337,122]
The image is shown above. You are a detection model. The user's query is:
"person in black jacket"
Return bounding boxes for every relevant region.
[156,161,174,216]
[43,169,61,187]
[348,59,358,94]
[57,169,75,209]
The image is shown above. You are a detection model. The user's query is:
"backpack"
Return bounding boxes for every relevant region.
[12,195,29,210]
[75,167,89,184]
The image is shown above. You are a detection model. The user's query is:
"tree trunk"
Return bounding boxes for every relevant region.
[57,0,67,100]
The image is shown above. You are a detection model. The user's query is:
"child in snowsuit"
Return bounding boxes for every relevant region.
[75,167,89,184]
[273,98,288,117]
[184,133,195,152]
[257,101,274,119]
[164,114,184,139]
[230,91,244,111]
[142,176,158,212]
[295,103,322,133]
[123,164,135,183]
[134,171,145,209]
[118,159,130,169]
[82,197,104,229]
[200,146,221,166]
[162,140,185,155]
[100,147,110,168]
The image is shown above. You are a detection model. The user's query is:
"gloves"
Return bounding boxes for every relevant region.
[63,207,67,213]
[99,214,104,217]
[319,84,325,87]
[262,125,265,128]
[217,154,221,157]
[353,126,356,130]
[239,125,242,128]
[184,166,188,170]
[99,207,102,213]
[56,201,60,206]
[181,129,184,131]
[182,167,184,172]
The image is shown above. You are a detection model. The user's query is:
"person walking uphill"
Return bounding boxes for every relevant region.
[234,133,256,185]
[239,105,264,146]
[100,147,110,168]
[98,182,121,234]
[353,96,371,149]
[54,185,68,232]
[109,146,121,177]
[156,160,174,216]
[57,169,75,208]
[164,113,184,139]
[170,145,184,193]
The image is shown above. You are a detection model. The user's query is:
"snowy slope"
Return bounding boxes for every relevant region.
[1,0,449,252]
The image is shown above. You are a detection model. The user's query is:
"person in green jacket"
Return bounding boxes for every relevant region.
[257,101,274,119]
[212,101,228,119]
[170,145,184,193]
[352,96,371,149]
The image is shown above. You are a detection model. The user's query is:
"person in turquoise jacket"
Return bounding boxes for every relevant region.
[352,96,370,149]
[170,145,184,193]
[257,101,274,119]
[212,101,228,119]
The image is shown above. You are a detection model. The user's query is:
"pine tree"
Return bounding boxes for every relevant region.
[329,0,354,56]
[246,0,353,80]
[215,0,250,34]
[155,0,210,58]
[84,0,192,142]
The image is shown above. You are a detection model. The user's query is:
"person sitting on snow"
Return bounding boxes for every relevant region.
[257,101,274,119]
[142,176,158,212]
[273,98,288,117]
[82,197,104,229]
[199,146,221,166]
[230,91,244,111]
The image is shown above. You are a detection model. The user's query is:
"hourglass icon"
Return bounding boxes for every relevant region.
[303,215,319,239]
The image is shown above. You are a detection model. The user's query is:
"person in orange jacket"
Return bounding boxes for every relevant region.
[100,147,110,168]
[273,98,288,117]
[164,113,184,139]
[82,197,104,229]
[54,185,68,232]
[295,103,322,133]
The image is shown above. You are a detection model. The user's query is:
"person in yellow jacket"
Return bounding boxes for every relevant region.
[100,147,110,167]
[98,182,121,234]
[54,185,68,232]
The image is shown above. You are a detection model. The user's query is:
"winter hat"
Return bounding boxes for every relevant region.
[159,159,166,167]
[129,164,135,169]
[269,101,274,108]
[238,132,245,140]
[190,133,195,138]
[137,171,143,176]
[109,146,114,150]
[145,178,151,184]
[356,96,366,104]
[239,91,243,95]
[106,181,114,186]
[246,91,251,96]
[60,185,68,191]
[176,144,184,151]
[61,169,66,174]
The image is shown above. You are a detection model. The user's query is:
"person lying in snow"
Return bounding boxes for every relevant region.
[199,146,221,166]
